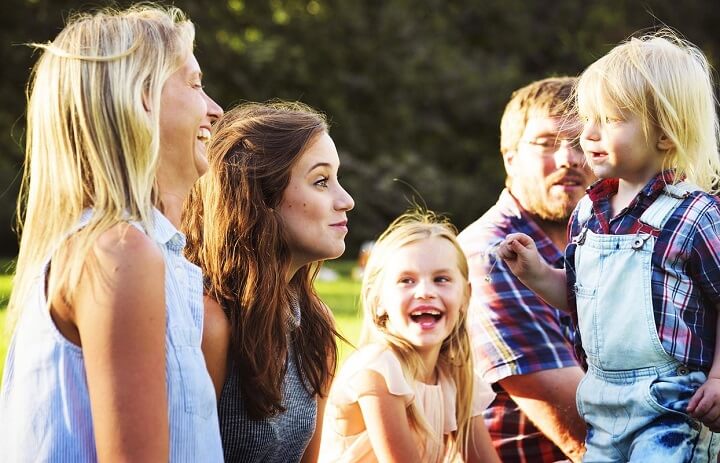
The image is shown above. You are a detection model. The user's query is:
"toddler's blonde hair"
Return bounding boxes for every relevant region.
[576,30,720,192]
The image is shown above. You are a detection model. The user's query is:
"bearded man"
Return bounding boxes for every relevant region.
[459,77,594,463]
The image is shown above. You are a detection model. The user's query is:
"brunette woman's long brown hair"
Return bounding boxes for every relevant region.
[182,101,341,419]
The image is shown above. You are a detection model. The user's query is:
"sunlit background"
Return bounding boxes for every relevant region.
[1,0,719,370]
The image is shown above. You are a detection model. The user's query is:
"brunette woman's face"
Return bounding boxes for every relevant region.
[278,132,354,272]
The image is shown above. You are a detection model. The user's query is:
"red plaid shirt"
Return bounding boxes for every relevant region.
[459,190,579,463]
[566,172,720,370]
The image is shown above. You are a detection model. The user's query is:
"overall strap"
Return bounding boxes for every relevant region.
[575,195,594,228]
[639,181,700,230]
[572,195,593,245]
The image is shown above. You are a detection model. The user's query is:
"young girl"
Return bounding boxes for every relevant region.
[319,210,500,463]
[498,32,720,461]
[182,101,354,462]
[0,5,223,461]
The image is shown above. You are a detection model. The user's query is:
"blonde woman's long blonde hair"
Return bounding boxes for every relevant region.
[359,209,475,459]
[576,30,720,192]
[8,5,194,329]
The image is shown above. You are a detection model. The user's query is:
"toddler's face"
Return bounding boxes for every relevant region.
[377,237,467,357]
[580,108,664,185]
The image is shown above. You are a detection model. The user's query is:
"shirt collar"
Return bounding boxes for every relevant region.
[152,208,186,253]
[586,170,677,204]
[496,188,524,220]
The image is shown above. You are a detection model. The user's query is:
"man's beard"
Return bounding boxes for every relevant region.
[511,169,586,222]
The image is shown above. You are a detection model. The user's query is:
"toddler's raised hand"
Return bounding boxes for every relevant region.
[497,233,547,281]
[496,233,569,312]
[687,377,720,432]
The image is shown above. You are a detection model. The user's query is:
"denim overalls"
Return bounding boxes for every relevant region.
[572,182,719,462]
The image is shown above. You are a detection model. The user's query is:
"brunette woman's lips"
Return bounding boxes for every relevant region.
[330,220,348,232]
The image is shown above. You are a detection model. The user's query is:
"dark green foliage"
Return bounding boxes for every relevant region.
[1,0,718,255]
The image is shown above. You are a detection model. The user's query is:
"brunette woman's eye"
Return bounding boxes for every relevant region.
[314,177,329,188]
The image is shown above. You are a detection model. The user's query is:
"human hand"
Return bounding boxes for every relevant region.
[687,376,720,431]
[496,233,546,282]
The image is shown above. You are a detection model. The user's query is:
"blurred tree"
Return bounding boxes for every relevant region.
[0,0,718,256]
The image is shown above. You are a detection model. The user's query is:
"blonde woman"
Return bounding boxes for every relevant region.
[319,210,499,462]
[0,5,223,461]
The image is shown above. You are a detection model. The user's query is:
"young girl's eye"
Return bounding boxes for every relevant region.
[398,277,414,285]
[314,177,329,188]
[435,276,451,283]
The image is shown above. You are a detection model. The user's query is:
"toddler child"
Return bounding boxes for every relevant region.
[498,31,720,462]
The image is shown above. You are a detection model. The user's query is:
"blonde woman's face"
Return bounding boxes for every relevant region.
[157,54,223,193]
[378,237,466,358]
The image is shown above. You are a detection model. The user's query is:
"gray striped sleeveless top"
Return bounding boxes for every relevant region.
[218,300,317,462]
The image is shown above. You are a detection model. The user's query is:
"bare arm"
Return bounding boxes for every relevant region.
[69,224,168,462]
[301,394,327,463]
[356,370,421,462]
[687,303,720,431]
[201,296,231,399]
[466,415,501,463]
[497,233,569,311]
[500,367,586,462]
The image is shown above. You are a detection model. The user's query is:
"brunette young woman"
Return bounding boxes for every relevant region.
[182,101,354,462]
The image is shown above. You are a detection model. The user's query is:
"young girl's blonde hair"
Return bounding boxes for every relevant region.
[9,5,194,328]
[359,209,474,459]
[576,30,720,193]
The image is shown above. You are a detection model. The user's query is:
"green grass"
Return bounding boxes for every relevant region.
[0,273,11,380]
[0,261,364,379]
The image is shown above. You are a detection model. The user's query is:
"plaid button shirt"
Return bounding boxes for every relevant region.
[459,189,579,463]
[566,172,720,370]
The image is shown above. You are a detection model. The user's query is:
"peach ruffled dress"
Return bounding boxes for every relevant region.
[319,344,495,463]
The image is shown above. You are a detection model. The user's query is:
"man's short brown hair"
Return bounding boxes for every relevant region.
[500,76,577,155]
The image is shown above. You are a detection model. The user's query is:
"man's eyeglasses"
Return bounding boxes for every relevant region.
[521,137,582,155]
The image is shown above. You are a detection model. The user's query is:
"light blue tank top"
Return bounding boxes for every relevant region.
[0,209,223,462]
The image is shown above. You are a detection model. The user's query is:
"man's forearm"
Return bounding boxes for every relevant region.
[501,367,587,462]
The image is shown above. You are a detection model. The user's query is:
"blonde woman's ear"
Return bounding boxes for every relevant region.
[657,133,674,151]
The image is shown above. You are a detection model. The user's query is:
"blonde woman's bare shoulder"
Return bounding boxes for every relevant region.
[92,222,162,262]
[70,222,165,325]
